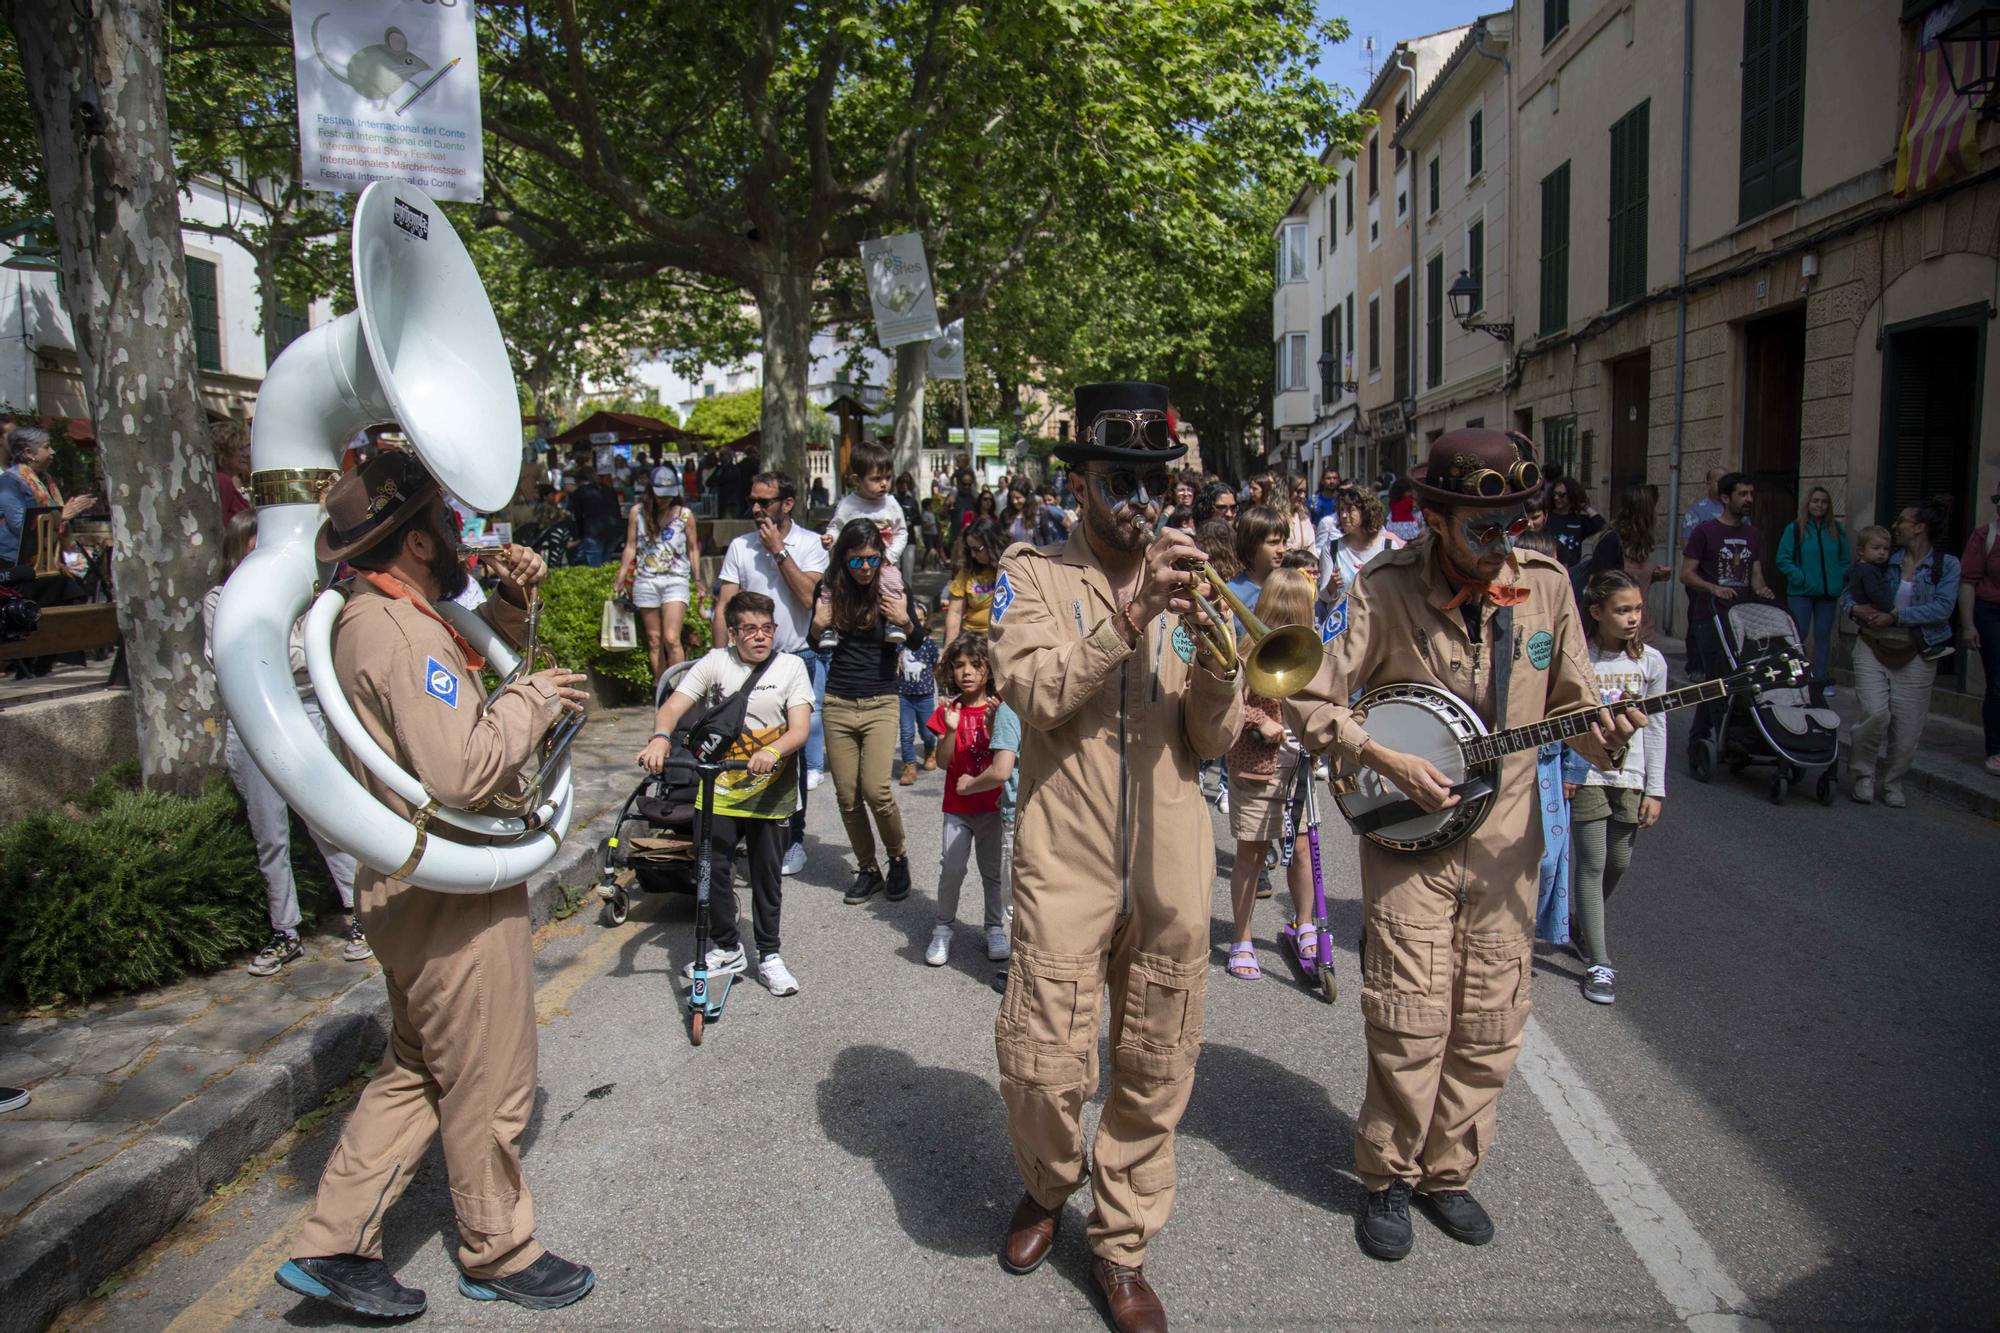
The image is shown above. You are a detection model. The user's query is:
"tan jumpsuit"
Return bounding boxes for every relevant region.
[1284,537,1611,1193]
[988,534,1243,1265]
[292,580,565,1280]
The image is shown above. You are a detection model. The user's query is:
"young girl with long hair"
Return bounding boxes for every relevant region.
[923,634,1018,966]
[942,516,1003,643]
[619,467,700,679]
[1221,568,1319,978]
[812,519,922,905]
[1561,570,1668,1005]
[1576,482,1670,646]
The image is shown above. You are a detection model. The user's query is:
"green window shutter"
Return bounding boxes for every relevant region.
[1545,0,1570,44]
[1320,310,1336,399]
[1742,0,1807,220]
[271,297,309,353]
[1469,111,1484,178]
[185,256,221,372]
[1368,296,1380,372]
[1428,156,1440,213]
[1468,218,1485,313]
[1332,319,1344,401]
[1425,255,1444,389]
[1345,172,1354,229]
[1540,162,1570,335]
[1608,101,1649,307]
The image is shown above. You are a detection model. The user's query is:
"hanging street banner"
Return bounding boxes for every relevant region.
[291,1,484,202]
[926,319,966,380]
[859,233,943,348]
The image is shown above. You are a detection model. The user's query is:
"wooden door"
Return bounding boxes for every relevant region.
[1742,308,1805,595]
[1609,352,1650,502]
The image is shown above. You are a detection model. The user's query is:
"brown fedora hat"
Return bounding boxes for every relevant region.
[315,450,441,564]
[1407,428,1543,509]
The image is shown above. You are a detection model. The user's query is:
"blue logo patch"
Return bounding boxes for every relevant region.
[1525,629,1555,671]
[423,656,459,708]
[1321,600,1348,642]
[990,570,1015,623]
[1171,623,1196,663]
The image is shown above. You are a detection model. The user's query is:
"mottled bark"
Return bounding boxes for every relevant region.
[8,0,223,788]
[753,260,814,485]
[891,341,926,481]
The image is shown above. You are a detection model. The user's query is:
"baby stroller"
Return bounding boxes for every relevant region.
[595,662,700,924]
[1686,599,1840,805]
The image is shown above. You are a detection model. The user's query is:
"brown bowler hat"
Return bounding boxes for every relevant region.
[1407,428,1543,509]
[315,450,441,564]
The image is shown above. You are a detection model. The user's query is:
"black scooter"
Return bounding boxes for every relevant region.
[661,754,746,1046]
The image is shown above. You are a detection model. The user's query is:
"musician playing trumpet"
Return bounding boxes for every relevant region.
[278,451,597,1318]
[1283,429,1644,1263]
[988,382,1242,1333]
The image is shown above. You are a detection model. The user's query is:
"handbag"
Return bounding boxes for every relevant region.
[599,596,639,651]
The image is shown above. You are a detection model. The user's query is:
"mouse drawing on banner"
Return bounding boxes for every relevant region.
[311,15,433,108]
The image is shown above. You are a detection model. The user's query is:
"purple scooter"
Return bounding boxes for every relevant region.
[1276,752,1337,1004]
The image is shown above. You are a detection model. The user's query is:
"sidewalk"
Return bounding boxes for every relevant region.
[0,702,656,1333]
[1657,632,1997,821]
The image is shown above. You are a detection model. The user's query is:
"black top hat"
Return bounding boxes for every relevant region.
[1407,428,1544,510]
[1055,381,1188,467]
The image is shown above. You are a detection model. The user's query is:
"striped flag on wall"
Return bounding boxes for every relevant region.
[1894,4,1985,197]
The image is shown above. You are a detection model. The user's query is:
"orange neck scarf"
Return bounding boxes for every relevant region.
[358,570,487,671]
[1437,551,1531,611]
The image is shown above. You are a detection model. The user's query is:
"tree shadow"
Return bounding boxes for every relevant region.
[1176,1042,1362,1220]
[814,1043,1017,1259]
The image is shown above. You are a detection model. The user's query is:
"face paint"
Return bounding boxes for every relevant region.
[1458,503,1530,559]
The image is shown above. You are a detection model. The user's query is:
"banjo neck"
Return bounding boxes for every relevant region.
[1458,676,1730,766]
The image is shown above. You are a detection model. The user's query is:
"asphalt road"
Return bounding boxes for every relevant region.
[61,717,2000,1331]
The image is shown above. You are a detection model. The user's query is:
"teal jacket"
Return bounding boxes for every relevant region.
[1776,521,1850,599]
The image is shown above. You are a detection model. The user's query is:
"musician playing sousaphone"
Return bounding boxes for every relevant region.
[988,381,1242,1333]
[276,450,598,1319]
[1283,429,1644,1263]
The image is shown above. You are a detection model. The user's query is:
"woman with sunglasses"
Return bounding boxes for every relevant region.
[1282,428,1643,1264]
[811,519,924,906]
[944,516,1005,646]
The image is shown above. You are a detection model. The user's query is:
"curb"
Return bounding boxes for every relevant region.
[0,803,622,1333]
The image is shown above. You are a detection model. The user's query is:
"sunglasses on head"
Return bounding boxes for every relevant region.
[1085,409,1178,453]
[1466,513,1533,545]
[846,553,883,570]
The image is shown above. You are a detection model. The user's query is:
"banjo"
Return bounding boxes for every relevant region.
[1331,645,1805,853]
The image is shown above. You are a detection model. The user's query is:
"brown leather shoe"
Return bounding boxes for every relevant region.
[1091,1258,1166,1333]
[899,761,918,786]
[921,750,937,771]
[1000,1193,1060,1274]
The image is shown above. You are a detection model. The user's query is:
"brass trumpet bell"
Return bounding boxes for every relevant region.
[1180,559,1324,699]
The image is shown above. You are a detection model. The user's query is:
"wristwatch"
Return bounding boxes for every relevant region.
[773,547,790,563]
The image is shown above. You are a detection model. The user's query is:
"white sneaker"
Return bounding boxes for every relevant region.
[1850,776,1875,804]
[1880,786,1907,809]
[759,954,800,995]
[806,769,827,792]
[781,842,807,875]
[925,923,952,967]
[986,925,1012,962]
[681,944,747,980]
[1984,755,2000,777]
[1216,787,1230,815]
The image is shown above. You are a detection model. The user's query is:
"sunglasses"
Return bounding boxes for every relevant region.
[747,494,782,510]
[1091,467,1173,509]
[1085,409,1178,452]
[846,554,884,570]
[1466,514,1533,545]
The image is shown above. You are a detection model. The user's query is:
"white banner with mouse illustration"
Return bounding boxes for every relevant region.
[926,319,966,380]
[291,1,483,202]
[858,233,943,349]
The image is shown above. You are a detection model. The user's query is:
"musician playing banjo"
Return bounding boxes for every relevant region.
[1284,428,1645,1263]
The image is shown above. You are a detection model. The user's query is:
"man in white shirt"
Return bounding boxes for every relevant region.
[715,470,830,872]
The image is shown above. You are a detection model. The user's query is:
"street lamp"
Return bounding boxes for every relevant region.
[0,216,60,274]
[1315,349,1358,394]
[1937,1,2000,118]
[1447,269,1513,343]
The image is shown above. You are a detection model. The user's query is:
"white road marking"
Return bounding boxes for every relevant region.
[1518,1016,1770,1332]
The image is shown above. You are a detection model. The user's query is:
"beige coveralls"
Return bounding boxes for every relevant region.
[1284,537,1610,1193]
[293,580,565,1280]
[989,534,1242,1264]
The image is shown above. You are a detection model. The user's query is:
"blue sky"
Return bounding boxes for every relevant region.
[1311,1,1491,104]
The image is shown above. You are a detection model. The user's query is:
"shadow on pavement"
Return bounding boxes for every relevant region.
[1177,1043,1361,1220]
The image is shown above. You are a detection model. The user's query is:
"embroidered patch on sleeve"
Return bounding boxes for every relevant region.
[1171,623,1196,663]
[1525,629,1555,670]
[990,570,1015,622]
[1321,600,1348,642]
[423,656,460,708]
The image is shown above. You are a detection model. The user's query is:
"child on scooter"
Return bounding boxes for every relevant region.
[1223,567,1318,980]
[924,634,1017,967]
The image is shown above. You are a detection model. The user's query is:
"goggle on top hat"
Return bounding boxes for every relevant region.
[1407,428,1543,509]
[1053,381,1189,468]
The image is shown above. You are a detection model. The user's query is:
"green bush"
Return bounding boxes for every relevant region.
[0,776,339,1007]
[538,564,711,701]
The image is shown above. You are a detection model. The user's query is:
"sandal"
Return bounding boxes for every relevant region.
[1226,942,1261,980]
[1292,923,1319,965]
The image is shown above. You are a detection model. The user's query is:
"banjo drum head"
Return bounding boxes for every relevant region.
[1348,690,1484,849]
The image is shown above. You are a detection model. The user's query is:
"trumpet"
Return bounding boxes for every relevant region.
[1177,559,1324,699]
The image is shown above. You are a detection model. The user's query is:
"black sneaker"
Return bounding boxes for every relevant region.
[0,1086,29,1113]
[843,866,886,905]
[1357,1179,1414,1260]
[884,854,912,902]
[276,1255,426,1319]
[458,1251,595,1310]
[1416,1188,1495,1245]
[1582,964,1617,1005]
[247,931,303,977]
[815,626,839,651]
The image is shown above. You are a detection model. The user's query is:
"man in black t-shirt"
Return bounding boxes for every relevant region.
[568,470,625,566]
[1678,471,1774,738]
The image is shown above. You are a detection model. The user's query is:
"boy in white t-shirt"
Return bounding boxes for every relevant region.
[819,439,907,647]
[638,591,816,996]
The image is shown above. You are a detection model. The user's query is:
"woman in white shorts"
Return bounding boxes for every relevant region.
[621,465,701,679]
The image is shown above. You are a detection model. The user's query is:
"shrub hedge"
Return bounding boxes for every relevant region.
[536,564,710,702]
